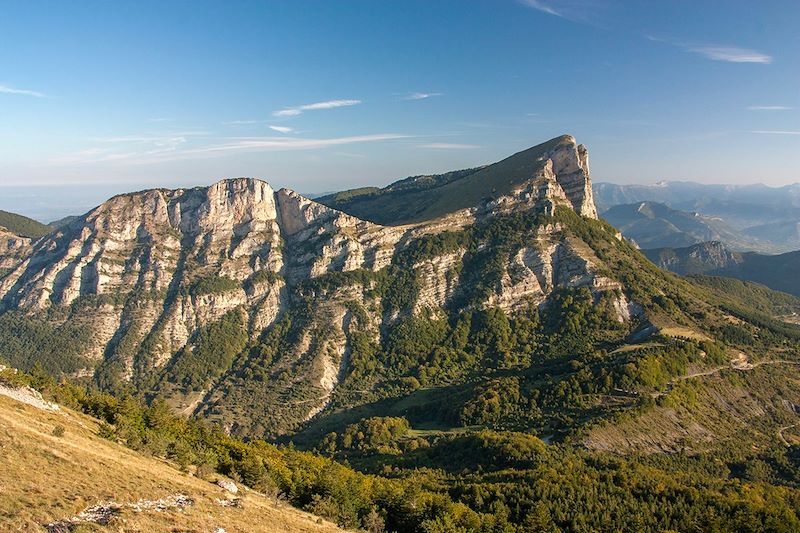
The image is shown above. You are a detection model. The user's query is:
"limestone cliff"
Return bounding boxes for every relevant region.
[0,135,622,437]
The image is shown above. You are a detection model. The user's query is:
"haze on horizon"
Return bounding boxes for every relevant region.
[1,0,799,222]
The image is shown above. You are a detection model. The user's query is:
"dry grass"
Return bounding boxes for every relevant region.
[0,395,344,532]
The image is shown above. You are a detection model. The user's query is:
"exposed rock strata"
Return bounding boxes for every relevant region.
[0,136,622,435]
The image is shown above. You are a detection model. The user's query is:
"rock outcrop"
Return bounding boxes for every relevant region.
[546,136,597,219]
[0,135,622,437]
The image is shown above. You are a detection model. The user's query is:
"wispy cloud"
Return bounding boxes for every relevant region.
[403,92,443,100]
[747,105,793,111]
[273,99,361,117]
[223,119,259,125]
[187,134,406,156]
[751,130,800,136]
[269,125,294,133]
[53,133,408,165]
[689,45,772,64]
[420,143,479,150]
[646,35,773,64]
[518,0,606,25]
[519,0,561,16]
[147,117,173,123]
[0,84,47,98]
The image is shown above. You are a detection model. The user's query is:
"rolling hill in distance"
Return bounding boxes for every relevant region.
[3,135,800,531]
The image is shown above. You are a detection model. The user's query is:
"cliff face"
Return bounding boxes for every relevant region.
[547,138,597,219]
[0,135,619,437]
[0,229,31,271]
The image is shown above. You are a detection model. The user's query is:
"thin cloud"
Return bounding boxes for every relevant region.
[52,133,409,165]
[191,134,406,155]
[147,117,173,123]
[403,92,443,100]
[518,0,606,25]
[224,119,258,125]
[0,84,47,98]
[519,0,561,16]
[747,105,793,111]
[647,36,773,64]
[751,130,800,136]
[269,125,294,133]
[689,46,772,64]
[273,99,361,117]
[420,143,479,150]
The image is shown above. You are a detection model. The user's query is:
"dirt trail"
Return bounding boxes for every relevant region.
[653,358,800,398]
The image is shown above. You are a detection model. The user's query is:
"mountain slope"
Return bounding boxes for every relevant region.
[0,209,52,239]
[318,134,596,224]
[0,388,342,532]
[1,134,799,453]
[646,241,800,296]
[0,135,616,438]
[5,136,800,530]
[602,201,776,252]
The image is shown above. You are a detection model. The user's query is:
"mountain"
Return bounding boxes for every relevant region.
[742,219,800,251]
[645,241,800,296]
[595,181,800,252]
[594,181,800,225]
[0,135,614,438]
[48,214,80,229]
[601,201,777,252]
[5,135,800,529]
[0,209,51,238]
[0,134,798,442]
[317,134,597,224]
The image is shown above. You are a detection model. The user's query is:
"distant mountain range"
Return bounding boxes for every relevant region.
[594,181,800,227]
[645,241,800,296]
[596,182,800,253]
[601,201,779,253]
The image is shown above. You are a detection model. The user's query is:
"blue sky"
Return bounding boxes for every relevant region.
[1,0,799,220]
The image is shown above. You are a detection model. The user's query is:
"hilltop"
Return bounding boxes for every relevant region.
[0,209,51,239]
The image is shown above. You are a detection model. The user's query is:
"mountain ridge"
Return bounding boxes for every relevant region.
[645,240,800,296]
[602,200,779,252]
[318,134,597,224]
[1,135,630,438]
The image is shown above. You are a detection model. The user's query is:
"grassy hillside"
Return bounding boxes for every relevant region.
[318,135,572,224]
[0,392,343,533]
[6,365,800,532]
[688,274,800,318]
[0,209,51,238]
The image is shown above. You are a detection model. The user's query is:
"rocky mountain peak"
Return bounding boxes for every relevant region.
[544,135,597,219]
[0,137,622,436]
